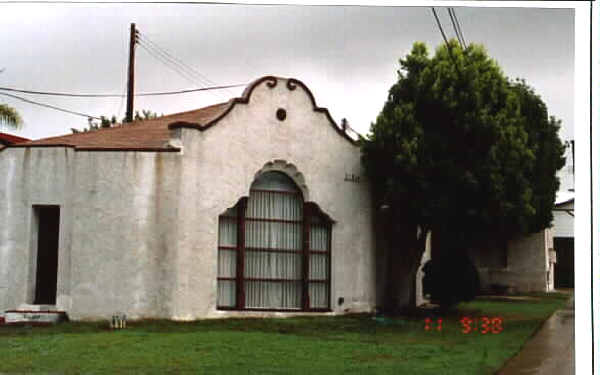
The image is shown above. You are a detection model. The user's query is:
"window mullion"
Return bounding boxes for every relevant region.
[236,198,247,309]
[302,202,311,311]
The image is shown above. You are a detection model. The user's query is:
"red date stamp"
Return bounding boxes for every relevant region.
[424,316,504,334]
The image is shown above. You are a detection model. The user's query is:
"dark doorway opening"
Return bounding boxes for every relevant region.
[553,237,574,289]
[34,205,60,305]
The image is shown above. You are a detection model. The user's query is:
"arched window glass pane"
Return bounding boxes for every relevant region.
[308,210,331,309]
[245,172,303,309]
[250,171,301,193]
[217,206,238,308]
[217,171,332,311]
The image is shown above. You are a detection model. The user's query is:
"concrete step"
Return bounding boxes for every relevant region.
[4,309,67,325]
[17,304,58,311]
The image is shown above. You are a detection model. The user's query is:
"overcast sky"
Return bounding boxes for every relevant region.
[0,3,574,144]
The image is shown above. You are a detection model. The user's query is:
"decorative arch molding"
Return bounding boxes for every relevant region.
[252,159,309,201]
[168,76,358,146]
[251,159,335,223]
[217,159,335,223]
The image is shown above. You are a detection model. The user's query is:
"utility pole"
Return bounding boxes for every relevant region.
[125,23,138,123]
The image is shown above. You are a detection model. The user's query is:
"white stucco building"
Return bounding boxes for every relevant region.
[0,76,377,320]
[552,191,574,288]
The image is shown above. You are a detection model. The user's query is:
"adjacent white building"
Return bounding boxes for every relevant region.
[552,191,574,288]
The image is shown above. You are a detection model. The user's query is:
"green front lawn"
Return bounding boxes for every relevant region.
[0,292,569,374]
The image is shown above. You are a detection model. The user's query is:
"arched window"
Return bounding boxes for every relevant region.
[217,171,331,311]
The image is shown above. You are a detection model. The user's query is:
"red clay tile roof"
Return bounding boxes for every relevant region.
[0,132,30,145]
[12,101,231,151]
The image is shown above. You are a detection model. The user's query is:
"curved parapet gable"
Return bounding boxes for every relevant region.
[168,76,359,146]
[284,78,359,146]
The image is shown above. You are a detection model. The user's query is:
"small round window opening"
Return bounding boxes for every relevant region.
[276,108,287,121]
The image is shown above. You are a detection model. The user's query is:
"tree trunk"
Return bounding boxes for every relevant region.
[383,253,419,313]
[381,219,428,314]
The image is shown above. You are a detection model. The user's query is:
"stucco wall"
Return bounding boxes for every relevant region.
[175,77,375,318]
[67,151,182,320]
[0,147,182,319]
[481,229,553,293]
[0,77,376,320]
[552,202,574,238]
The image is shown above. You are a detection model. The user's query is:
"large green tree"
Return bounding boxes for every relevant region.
[361,40,565,311]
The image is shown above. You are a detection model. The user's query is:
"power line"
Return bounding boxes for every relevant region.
[137,36,208,84]
[138,33,235,97]
[137,84,245,96]
[431,8,449,47]
[431,7,462,78]
[139,33,218,88]
[447,8,465,50]
[0,92,101,120]
[136,41,224,100]
[137,40,209,86]
[0,84,247,98]
[451,8,468,48]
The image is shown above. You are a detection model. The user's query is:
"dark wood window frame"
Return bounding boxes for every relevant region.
[217,192,332,312]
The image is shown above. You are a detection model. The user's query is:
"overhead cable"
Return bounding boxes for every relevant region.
[138,33,235,97]
[137,40,202,86]
[138,40,206,86]
[136,41,224,100]
[0,84,247,98]
[451,8,468,48]
[139,33,219,88]
[0,92,101,120]
[431,7,449,47]
[447,8,465,50]
[431,7,462,77]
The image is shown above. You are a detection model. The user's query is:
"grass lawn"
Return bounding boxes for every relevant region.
[0,292,569,374]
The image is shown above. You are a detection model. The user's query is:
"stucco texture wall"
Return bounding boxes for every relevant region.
[480,229,553,293]
[176,77,375,318]
[0,77,376,320]
[0,147,75,313]
[0,147,182,320]
[552,202,574,238]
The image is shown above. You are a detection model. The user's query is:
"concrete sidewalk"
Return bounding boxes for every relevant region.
[496,291,574,375]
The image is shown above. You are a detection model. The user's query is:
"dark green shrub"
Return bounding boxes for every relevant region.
[423,252,480,308]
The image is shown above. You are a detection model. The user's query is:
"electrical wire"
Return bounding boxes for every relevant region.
[0,84,247,98]
[138,33,235,96]
[136,40,224,100]
[137,41,209,87]
[138,34,218,88]
[137,37,211,86]
[136,84,246,96]
[431,8,449,48]
[0,92,101,120]
[447,8,465,50]
[431,7,462,78]
[451,8,468,49]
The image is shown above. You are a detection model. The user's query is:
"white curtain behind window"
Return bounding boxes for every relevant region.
[217,172,331,310]
[244,186,303,309]
[309,219,330,308]
[245,183,303,309]
[217,207,237,307]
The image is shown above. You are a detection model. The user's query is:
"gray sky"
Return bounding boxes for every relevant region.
[0,3,574,143]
